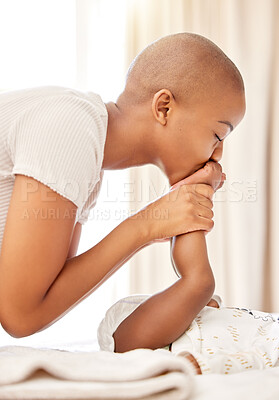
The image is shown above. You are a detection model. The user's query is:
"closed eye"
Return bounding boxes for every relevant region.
[215,133,222,142]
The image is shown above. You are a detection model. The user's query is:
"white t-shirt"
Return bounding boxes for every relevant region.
[0,85,108,253]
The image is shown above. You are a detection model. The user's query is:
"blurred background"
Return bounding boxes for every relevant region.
[0,0,278,347]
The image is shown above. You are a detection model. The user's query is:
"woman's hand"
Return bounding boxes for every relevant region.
[132,183,214,244]
[142,162,225,244]
[170,161,225,239]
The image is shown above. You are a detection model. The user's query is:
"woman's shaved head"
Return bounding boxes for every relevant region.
[121,32,244,106]
[106,32,246,185]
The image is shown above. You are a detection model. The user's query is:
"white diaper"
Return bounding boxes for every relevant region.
[97,294,279,374]
[97,294,150,352]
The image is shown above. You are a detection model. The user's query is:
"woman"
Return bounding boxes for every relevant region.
[0,32,245,339]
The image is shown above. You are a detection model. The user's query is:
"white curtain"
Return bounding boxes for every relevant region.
[125,0,279,311]
[0,0,278,349]
[0,0,129,346]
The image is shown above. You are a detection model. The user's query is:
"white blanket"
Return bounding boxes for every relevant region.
[0,345,194,400]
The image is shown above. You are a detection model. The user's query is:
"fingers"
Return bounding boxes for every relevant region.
[192,183,214,200]
[195,215,214,232]
[176,182,214,200]
[186,191,213,209]
[196,203,214,219]
[173,183,214,206]
[168,182,216,234]
[195,194,213,209]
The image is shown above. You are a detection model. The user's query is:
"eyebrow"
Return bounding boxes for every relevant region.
[218,120,234,132]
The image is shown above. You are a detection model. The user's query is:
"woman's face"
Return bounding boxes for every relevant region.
[157,89,246,186]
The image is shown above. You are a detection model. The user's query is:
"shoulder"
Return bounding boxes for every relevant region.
[44,86,108,121]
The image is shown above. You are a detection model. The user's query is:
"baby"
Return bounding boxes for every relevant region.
[98,164,279,375]
[98,291,279,375]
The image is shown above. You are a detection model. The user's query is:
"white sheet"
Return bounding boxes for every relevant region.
[73,336,279,400]
[191,366,279,400]
[1,339,279,400]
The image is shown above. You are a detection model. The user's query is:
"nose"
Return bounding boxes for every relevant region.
[210,141,224,163]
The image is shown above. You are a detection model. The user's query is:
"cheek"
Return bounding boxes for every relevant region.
[187,133,212,163]
[172,121,213,164]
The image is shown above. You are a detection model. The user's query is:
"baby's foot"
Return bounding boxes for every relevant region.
[181,353,202,375]
[171,161,225,191]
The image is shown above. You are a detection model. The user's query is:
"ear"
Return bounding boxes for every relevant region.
[151,89,174,126]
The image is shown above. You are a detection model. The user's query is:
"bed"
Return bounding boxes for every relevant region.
[1,336,279,400]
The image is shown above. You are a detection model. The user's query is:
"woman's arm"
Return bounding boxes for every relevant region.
[0,175,213,338]
[66,222,82,259]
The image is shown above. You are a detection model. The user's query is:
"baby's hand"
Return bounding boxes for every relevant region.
[171,161,226,192]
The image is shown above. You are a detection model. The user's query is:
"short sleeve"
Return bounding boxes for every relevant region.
[7,94,106,216]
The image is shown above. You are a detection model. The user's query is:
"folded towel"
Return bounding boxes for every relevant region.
[0,345,194,399]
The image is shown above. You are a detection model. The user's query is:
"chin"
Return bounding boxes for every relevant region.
[168,173,182,187]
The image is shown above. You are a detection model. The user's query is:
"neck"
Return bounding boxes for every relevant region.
[102,101,156,170]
